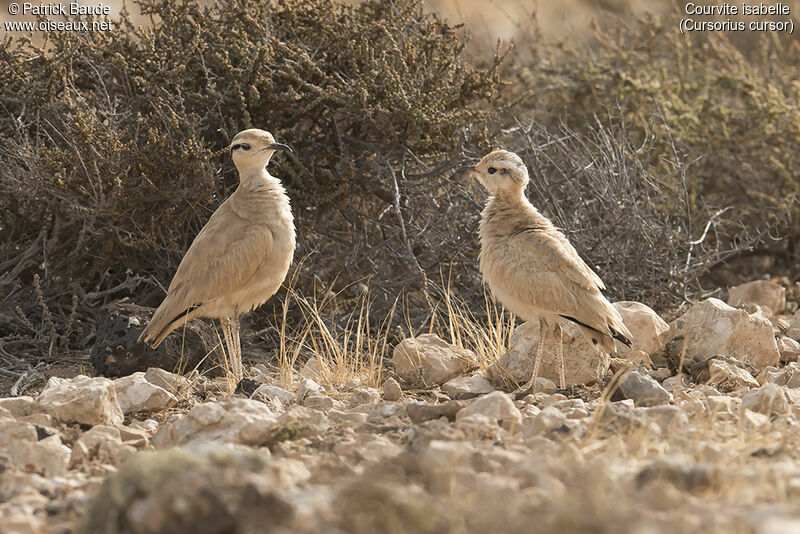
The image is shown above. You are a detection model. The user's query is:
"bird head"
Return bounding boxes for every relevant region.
[461,149,529,197]
[229,129,292,172]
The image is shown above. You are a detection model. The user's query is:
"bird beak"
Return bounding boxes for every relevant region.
[268,143,293,153]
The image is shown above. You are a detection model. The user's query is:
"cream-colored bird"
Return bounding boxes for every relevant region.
[463,149,632,391]
[139,129,295,382]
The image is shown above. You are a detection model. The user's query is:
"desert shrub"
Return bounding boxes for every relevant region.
[0,2,796,371]
[0,0,505,364]
[511,17,800,252]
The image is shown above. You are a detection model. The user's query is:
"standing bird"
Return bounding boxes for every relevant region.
[463,149,632,390]
[139,129,295,382]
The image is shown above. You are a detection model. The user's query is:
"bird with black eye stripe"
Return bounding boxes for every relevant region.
[462,149,633,391]
[139,129,295,383]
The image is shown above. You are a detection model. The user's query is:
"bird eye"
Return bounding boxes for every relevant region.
[487,167,497,174]
[240,143,251,151]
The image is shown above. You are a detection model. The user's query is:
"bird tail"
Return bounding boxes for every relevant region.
[560,304,633,354]
[139,300,202,349]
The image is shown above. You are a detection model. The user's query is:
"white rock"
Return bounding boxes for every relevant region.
[144,367,191,393]
[295,378,324,403]
[778,336,800,363]
[488,320,608,387]
[618,367,672,407]
[670,298,779,371]
[0,420,38,451]
[0,396,37,418]
[707,359,759,391]
[443,375,495,399]
[4,434,70,476]
[70,426,136,468]
[757,366,789,386]
[741,383,789,416]
[613,301,671,357]
[728,280,785,317]
[640,406,689,431]
[303,394,334,411]
[787,363,800,389]
[151,397,277,447]
[662,375,689,393]
[741,408,770,430]
[349,388,381,406]
[706,395,740,414]
[115,372,177,414]
[367,402,407,421]
[524,406,567,436]
[36,375,123,426]
[253,385,294,406]
[382,378,403,401]
[392,334,476,387]
[787,311,800,341]
[455,391,522,430]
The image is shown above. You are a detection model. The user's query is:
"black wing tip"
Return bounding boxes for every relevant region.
[560,314,632,347]
[611,328,632,348]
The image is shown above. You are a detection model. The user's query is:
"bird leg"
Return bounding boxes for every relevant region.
[555,322,566,389]
[231,315,243,383]
[530,318,547,394]
[219,317,238,381]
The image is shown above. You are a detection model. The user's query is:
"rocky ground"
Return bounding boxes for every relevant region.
[4,279,800,533]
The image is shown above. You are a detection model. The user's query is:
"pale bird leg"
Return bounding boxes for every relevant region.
[220,317,237,380]
[530,317,547,394]
[555,322,565,389]
[231,315,243,382]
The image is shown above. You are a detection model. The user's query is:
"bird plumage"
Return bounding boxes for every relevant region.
[139,129,295,380]
[469,149,632,355]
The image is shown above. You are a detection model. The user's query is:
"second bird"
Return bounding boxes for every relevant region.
[464,149,632,391]
[139,129,295,382]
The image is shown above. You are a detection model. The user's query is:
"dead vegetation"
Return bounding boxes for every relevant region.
[0,0,798,378]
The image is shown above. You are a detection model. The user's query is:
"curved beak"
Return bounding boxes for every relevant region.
[269,143,293,153]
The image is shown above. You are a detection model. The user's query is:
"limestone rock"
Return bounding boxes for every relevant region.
[152,398,277,447]
[0,396,37,418]
[443,375,495,400]
[70,426,136,468]
[382,378,403,401]
[613,301,671,357]
[670,298,779,371]
[4,434,70,476]
[787,311,800,341]
[81,446,293,534]
[295,378,325,403]
[524,406,567,436]
[741,383,789,416]
[114,372,177,414]
[618,367,672,407]
[488,320,608,388]
[707,359,759,391]
[455,391,522,430]
[777,336,800,363]
[392,334,476,387]
[0,420,37,451]
[757,366,789,386]
[143,367,191,393]
[253,385,294,406]
[727,280,785,317]
[349,387,381,406]
[36,375,123,426]
[407,400,468,423]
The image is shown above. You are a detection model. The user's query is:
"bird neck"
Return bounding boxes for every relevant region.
[236,167,284,193]
[490,188,527,206]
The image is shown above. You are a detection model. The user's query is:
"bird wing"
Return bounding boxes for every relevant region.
[491,228,611,328]
[165,206,274,310]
